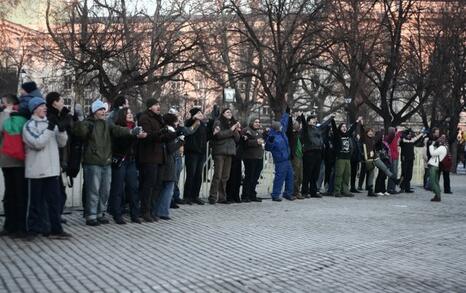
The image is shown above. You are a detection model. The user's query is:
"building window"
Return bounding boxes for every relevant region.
[64,76,72,90]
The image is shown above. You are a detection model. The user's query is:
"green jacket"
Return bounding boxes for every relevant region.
[73,117,132,166]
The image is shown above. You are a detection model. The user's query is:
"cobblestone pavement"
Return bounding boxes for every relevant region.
[1,176,466,293]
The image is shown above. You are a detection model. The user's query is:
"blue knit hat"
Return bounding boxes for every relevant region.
[91,99,106,113]
[28,97,46,113]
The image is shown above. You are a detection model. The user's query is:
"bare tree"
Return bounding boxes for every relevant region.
[45,0,199,107]
[225,0,331,118]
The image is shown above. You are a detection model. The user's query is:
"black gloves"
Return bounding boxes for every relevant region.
[47,116,58,131]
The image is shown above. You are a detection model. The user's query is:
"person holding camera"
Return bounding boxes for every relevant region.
[399,128,427,193]
[108,107,147,224]
[427,136,448,202]
[74,100,146,226]
[208,108,241,204]
[182,107,214,205]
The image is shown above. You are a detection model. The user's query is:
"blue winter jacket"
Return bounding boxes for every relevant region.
[265,112,291,163]
[19,89,43,118]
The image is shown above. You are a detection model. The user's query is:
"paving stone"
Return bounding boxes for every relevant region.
[1,176,466,292]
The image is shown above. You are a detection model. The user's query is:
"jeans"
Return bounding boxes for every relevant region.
[429,165,441,197]
[183,152,205,201]
[172,153,183,201]
[109,159,139,219]
[83,164,112,220]
[334,159,351,194]
[366,158,393,191]
[242,158,263,200]
[138,163,162,218]
[26,176,63,234]
[209,155,232,202]
[302,150,322,196]
[387,159,399,192]
[2,167,27,233]
[156,181,175,217]
[271,160,293,199]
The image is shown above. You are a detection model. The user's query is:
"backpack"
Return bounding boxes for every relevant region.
[1,115,27,160]
[439,153,452,172]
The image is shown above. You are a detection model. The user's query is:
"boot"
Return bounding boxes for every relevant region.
[367,186,377,197]
[430,195,441,202]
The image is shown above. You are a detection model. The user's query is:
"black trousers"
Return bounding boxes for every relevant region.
[358,162,367,190]
[375,160,390,193]
[27,177,63,234]
[350,160,359,190]
[441,171,451,193]
[302,150,322,196]
[400,158,414,191]
[2,167,27,234]
[139,163,162,217]
[183,152,205,201]
[242,158,263,200]
[226,156,242,202]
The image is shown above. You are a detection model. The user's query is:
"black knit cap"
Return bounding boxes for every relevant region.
[21,81,37,93]
[189,107,201,117]
[146,98,159,108]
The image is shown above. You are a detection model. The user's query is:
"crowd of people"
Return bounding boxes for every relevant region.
[0,81,455,239]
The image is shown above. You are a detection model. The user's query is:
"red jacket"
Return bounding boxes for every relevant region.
[387,131,402,161]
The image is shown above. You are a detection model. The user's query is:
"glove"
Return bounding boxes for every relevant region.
[176,128,185,136]
[131,126,142,136]
[57,121,66,132]
[47,116,58,131]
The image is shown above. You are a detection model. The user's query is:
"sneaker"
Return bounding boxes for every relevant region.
[272,198,282,202]
[114,217,127,225]
[86,219,100,226]
[384,192,390,196]
[376,192,384,196]
[430,196,441,202]
[283,196,295,201]
[192,198,205,205]
[97,217,110,224]
[48,231,72,239]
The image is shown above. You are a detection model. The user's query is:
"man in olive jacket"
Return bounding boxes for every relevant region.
[137,98,177,222]
[74,100,144,226]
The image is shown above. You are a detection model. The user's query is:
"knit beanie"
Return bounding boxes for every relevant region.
[28,97,46,113]
[189,107,202,117]
[146,98,159,109]
[91,99,106,113]
[22,81,38,94]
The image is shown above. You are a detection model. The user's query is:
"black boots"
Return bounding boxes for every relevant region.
[367,186,377,197]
